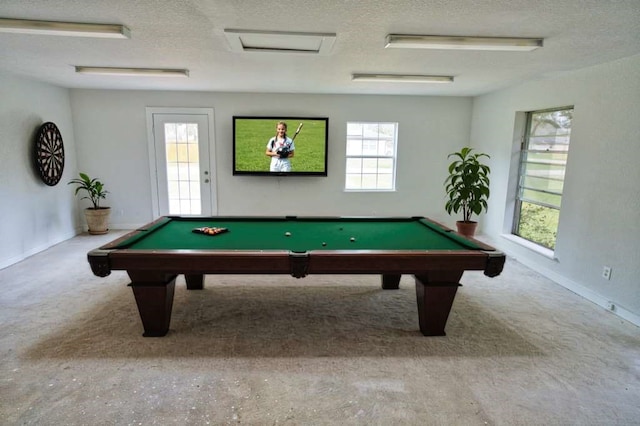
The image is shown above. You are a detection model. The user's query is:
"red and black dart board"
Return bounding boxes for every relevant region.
[35,122,65,186]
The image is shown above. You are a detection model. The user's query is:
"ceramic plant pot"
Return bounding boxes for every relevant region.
[84,207,111,235]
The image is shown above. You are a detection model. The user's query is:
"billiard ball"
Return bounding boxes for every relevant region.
[322,242,326,246]
[285,232,291,236]
[350,237,355,242]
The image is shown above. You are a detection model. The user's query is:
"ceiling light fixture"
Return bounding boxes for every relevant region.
[352,74,454,84]
[75,66,189,77]
[0,18,130,39]
[385,34,543,51]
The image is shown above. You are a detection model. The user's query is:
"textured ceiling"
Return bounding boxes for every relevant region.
[1,0,639,96]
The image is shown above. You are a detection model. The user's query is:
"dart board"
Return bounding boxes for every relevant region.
[35,122,65,186]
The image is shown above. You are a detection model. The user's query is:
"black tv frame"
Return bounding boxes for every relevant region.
[232,116,329,177]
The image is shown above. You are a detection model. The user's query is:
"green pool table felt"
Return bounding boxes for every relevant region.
[114,217,483,252]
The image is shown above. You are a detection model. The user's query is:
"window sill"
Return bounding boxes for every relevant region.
[500,234,558,261]
[343,189,396,192]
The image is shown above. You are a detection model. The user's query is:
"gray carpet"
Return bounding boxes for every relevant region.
[1,231,638,425]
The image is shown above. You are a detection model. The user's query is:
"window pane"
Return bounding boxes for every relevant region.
[346,138,363,156]
[345,122,398,191]
[377,174,393,189]
[167,180,179,197]
[164,123,176,143]
[179,181,190,197]
[166,163,178,180]
[166,144,178,162]
[346,158,362,173]
[378,158,393,173]
[177,144,189,162]
[189,182,201,200]
[363,123,379,137]
[522,175,563,193]
[379,123,396,136]
[169,200,180,214]
[522,164,565,177]
[176,123,187,142]
[180,199,191,214]
[521,189,562,208]
[191,199,201,214]
[378,140,394,156]
[345,174,362,189]
[347,122,363,136]
[515,201,560,250]
[363,140,377,156]
[189,164,200,181]
[361,174,378,189]
[522,153,567,183]
[188,142,200,162]
[187,123,198,142]
[177,164,190,180]
[529,110,572,144]
[362,158,377,173]
[524,150,568,164]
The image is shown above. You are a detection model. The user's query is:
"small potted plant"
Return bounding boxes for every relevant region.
[444,147,491,237]
[69,172,111,234]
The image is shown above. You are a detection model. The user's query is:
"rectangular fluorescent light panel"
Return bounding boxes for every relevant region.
[352,74,454,84]
[75,67,189,77]
[0,18,130,39]
[224,29,336,54]
[385,35,543,51]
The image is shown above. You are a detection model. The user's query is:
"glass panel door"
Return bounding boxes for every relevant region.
[151,113,213,216]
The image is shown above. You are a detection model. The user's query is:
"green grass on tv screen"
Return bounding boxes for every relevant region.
[234,117,328,174]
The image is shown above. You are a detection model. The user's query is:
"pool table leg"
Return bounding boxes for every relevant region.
[128,271,177,337]
[381,274,401,289]
[185,274,204,290]
[414,271,463,336]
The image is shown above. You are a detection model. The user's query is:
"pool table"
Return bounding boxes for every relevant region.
[88,216,505,337]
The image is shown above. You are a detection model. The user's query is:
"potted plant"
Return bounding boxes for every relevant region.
[444,147,491,237]
[69,172,111,235]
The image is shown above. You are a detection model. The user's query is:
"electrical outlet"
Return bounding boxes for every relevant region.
[602,266,612,280]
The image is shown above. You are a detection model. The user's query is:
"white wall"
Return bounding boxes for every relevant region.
[3,55,639,325]
[0,71,78,269]
[69,91,472,226]
[472,54,640,324]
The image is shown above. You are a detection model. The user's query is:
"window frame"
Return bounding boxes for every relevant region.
[344,121,398,192]
[512,106,573,250]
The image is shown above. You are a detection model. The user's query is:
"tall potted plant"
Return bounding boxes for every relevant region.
[69,172,111,235]
[444,147,491,237]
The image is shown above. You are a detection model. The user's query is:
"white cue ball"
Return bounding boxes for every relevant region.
[350,237,355,242]
[285,232,291,236]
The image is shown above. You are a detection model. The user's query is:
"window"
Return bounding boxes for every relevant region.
[345,122,397,190]
[513,107,573,250]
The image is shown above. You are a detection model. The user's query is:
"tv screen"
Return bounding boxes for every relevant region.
[233,116,329,176]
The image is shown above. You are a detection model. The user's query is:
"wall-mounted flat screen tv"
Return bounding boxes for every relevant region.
[233,116,329,176]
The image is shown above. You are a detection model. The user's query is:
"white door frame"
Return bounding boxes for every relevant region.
[145,107,217,218]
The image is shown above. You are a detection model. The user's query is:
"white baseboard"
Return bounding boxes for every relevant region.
[502,247,640,328]
[0,231,77,271]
